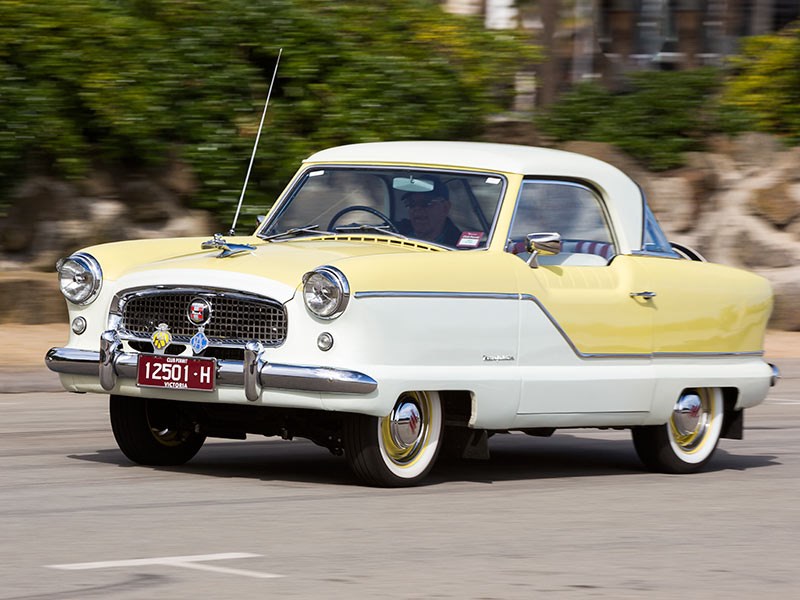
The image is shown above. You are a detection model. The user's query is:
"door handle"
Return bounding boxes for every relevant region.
[630,291,657,299]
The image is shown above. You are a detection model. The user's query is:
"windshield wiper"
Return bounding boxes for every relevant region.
[262,224,329,242]
[333,224,409,239]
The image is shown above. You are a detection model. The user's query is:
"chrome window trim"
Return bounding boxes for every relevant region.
[354,291,764,359]
[505,178,619,258]
[257,164,507,251]
[636,189,681,258]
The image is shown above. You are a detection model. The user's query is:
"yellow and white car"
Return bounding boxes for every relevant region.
[46,141,779,486]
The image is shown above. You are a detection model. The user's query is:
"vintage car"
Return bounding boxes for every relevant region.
[46,141,779,486]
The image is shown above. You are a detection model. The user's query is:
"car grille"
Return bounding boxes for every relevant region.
[117,289,287,347]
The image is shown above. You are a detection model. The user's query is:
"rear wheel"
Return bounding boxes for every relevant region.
[344,391,443,487]
[110,395,205,466]
[632,387,723,473]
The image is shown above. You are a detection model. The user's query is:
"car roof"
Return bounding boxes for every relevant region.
[304,141,644,253]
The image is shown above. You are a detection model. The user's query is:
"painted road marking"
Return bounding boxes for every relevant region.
[48,553,281,579]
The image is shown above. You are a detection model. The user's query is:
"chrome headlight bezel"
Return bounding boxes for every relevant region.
[56,252,103,305]
[302,266,350,319]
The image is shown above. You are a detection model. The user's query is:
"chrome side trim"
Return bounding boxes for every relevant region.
[653,351,765,357]
[354,291,521,300]
[46,346,377,395]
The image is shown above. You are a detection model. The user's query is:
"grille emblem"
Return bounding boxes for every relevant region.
[151,323,172,354]
[190,329,209,354]
[187,297,212,327]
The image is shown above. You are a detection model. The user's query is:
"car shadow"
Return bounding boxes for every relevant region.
[68,431,779,487]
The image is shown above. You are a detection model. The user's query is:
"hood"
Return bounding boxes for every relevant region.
[80,234,441,301]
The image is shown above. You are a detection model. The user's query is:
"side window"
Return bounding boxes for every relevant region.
[641,203,680,257]
[506,180,615,262]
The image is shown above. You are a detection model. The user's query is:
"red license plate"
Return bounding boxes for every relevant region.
[137,354,216,392]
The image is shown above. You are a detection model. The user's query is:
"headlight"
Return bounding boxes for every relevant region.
[302,266,349,319]
[56,252,103,305]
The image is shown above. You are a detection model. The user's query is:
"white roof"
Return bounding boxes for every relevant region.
[305,141,644,253]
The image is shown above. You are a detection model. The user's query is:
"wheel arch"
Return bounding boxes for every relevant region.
[720,386,744,440]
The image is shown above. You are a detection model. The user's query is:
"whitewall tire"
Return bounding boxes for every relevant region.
[632,387,724,474]
[344,391,443,487]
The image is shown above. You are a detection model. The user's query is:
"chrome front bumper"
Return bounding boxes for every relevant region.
[46,330,377,400]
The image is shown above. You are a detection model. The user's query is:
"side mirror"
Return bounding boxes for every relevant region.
[526,232,561,268]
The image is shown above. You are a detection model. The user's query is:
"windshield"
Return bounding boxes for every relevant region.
[258,167,506,249]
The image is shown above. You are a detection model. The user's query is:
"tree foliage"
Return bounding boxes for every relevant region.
[535,68,726,171]
[721,24,800,143]
[0,0,536,219]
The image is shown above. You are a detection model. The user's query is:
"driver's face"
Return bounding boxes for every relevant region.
[405,194,450,241]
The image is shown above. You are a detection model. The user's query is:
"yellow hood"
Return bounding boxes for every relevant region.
[79,234,442,288]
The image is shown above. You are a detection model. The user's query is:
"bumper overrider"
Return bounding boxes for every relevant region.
[46,329,378,401]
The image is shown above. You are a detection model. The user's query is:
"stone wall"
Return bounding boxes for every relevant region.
[0,161,218,323]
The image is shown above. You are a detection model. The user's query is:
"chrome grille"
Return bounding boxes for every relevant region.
[118,289,287,346]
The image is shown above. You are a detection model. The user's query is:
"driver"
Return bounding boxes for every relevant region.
[397,184,461,246]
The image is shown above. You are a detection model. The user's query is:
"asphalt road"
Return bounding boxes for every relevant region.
[1,361,798,599]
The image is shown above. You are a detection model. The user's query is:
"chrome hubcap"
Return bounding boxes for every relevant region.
[671,390,710,451]
[389,400,423,449]
[673,392,702,436]
[380,392,430,466]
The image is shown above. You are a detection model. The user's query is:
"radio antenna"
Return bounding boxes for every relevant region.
[229,47,283,236]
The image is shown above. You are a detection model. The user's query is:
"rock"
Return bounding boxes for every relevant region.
[0,177,83,253]
[0,271,65,324]
[764,268,800,331]
[80,170,116,199]
[120,180,180,225]
[736,224,798,269]
[128,210,219,240]
[789,219,800,241]
[731,132,785,170]
[160,155,199,198]
[749,181,800,228]
[647,176,697,233]
[702,152,741,190]
[775,146,800,178]
[683,152,720,196]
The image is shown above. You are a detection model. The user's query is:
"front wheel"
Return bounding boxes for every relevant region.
[344,391,443,487]
[632,387,724,474]
[110,395,205,466]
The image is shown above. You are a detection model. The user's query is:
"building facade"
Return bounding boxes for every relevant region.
[443,1,800,106]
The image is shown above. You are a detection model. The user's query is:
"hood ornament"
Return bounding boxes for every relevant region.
[201,234,255,258]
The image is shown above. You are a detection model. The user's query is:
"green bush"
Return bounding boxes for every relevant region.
[536,68,726,171]
[721,24,800,143]
[0,0,536,221]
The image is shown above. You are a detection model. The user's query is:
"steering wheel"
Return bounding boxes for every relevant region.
[327,205,399,233]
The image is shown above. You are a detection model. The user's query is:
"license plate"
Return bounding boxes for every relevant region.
[137,354,216,392]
